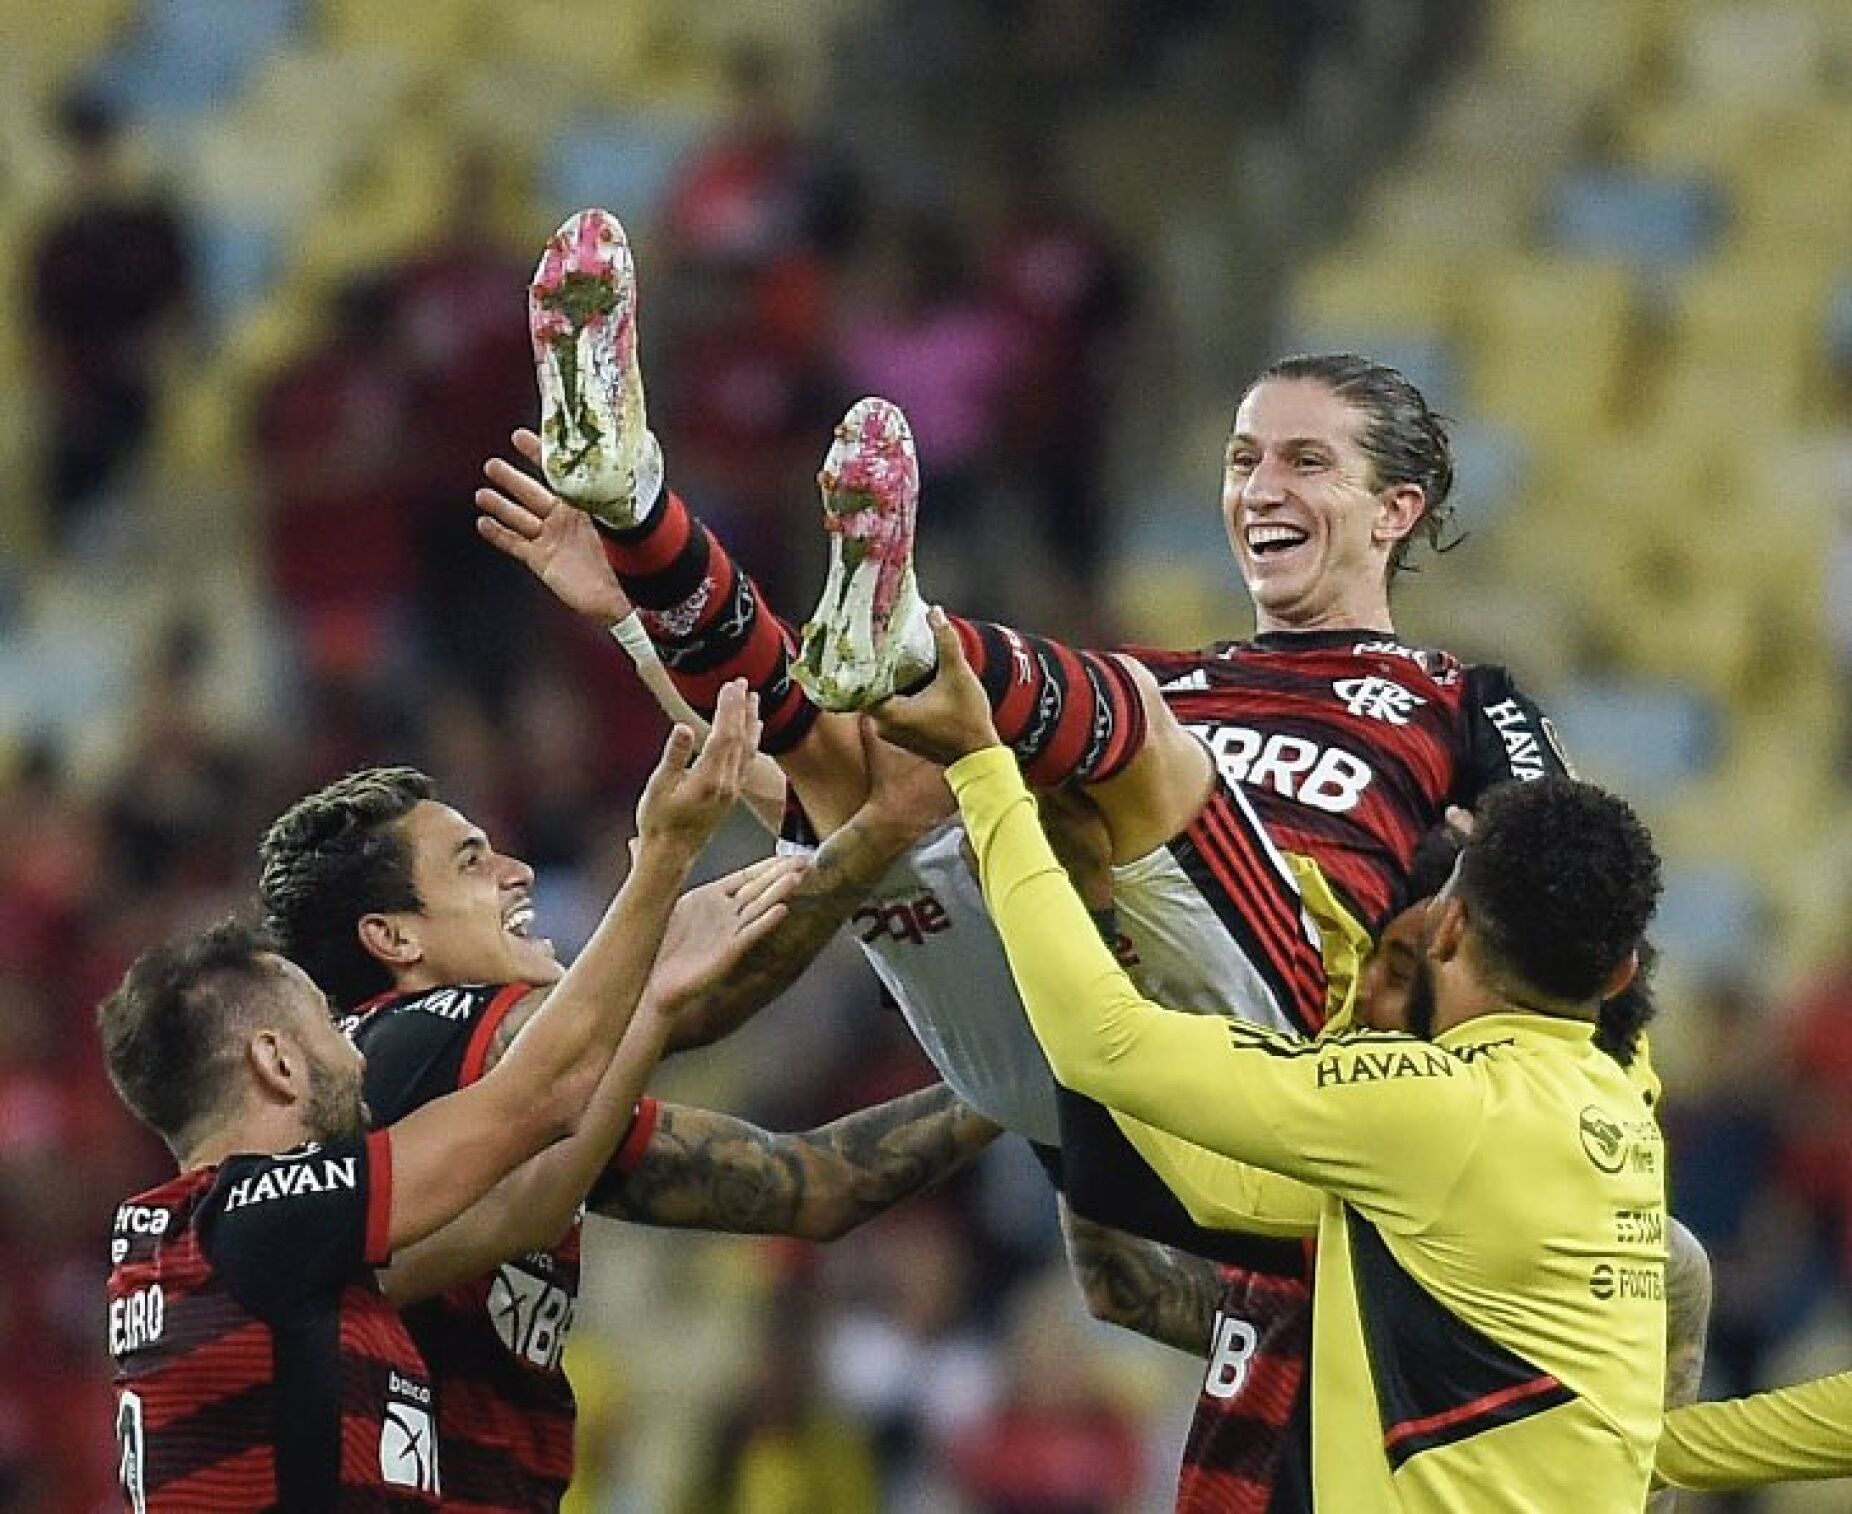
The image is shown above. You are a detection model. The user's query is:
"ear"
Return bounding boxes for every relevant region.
[1426,894,1469,963]
[1600,949,1639,1002]
[358,912,421,970]
[1373,482,1427,549]
[247,1029,298,1104]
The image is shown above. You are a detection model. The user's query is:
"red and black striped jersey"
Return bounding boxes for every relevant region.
[106,1131,441,1511]
[1175,1266,1314,1514]
[1129,629,1570,926]
[346,984,578,1513]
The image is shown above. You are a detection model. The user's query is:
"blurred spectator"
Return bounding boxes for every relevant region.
[250,275,421,694]
[982,141,1135,594]
[823,1206,1000,1507]
[29,90,193,550]
[947,1271,1144,1514]
[833,213,1018,610]
[382,148,546,709]
[685,1279,880,1514]
[655,259,838,605]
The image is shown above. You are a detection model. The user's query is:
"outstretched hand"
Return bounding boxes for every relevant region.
[636,680,761,858]
[867,610,1001,767]
[475,428,632,624]
[646,854,808,1019]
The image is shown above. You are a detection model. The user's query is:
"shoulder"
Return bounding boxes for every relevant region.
[353,983,538,1114]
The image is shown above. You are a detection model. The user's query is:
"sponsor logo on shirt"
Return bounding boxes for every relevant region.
[380,1373,440,1493]
[1193,725,1376,814]
[1314,1044,1455,1088]
[1483,699,1553,781]
[222,1155,359,1212]
[854,892,953,947]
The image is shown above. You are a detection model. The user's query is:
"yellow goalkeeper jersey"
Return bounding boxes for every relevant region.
[1658,1370,1852,1489]
[948,747,1667,1513]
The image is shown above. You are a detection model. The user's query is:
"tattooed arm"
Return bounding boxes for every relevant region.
[594,1083,1000,1242]
[668,723,957,1049]
[1646,1217,1714,1511]
[1060,1203,1222,1357]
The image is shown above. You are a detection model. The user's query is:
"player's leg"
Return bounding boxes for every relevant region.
[528,208,868,833]
[787,395,1209,861]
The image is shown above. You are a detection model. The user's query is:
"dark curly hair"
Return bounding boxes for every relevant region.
[1593,937,1660,1070]
[97,917,284,1152]
[1250,353,1459,579]
[1457,777,1661,1005]
[258,767,435,1011]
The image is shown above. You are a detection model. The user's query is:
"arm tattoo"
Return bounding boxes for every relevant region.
[595,1083,999,1241]
[1647,1218,1713,1513]
[1061,1206,1222,1357]
[670,816,911,1047]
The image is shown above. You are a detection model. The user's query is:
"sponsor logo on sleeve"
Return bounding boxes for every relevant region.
[380,1372,439,1493]
[222,1155,359,1213]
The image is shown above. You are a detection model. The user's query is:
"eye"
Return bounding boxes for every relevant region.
[1226,450,1258,472]
[1294,451,1331,472]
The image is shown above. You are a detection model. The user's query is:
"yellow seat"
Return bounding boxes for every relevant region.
[1466,258,1636,439]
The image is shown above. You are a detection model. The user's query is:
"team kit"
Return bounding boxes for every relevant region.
[97,209,1846,1510]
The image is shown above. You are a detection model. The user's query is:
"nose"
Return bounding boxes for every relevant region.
[501,853,536,889]
[1241,452,1290,509]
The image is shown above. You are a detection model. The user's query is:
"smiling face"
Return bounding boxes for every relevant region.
[366,801,563,993]
[1222,378,1425,634]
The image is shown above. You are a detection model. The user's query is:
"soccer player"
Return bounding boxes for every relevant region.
[503,206,1570,1505]
[257,722,999,1510]
[101,695,770,1509]
[879,634,1670,1509]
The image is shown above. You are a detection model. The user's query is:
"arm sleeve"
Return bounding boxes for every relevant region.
[1456,664,1574,803]
[1657,1373,1852,1490]
[200,1131,394,1318]
[1056,1086,1317,1261]
[947,745,1481,1227]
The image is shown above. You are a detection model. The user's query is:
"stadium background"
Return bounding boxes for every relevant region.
[2,0,1850,1508]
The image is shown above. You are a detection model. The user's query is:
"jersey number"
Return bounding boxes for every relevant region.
[488,1266,574,1371]
[116,1391,147,1514]
[1203,1313,1260,1401]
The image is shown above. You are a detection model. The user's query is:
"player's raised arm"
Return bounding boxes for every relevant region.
[379,682,760,1253]
[476,429,790,833]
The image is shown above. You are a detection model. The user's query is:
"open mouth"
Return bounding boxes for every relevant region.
[503,903,537,939]
[1246,523,1310,558]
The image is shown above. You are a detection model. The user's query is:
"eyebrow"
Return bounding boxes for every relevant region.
[452,832,490,862]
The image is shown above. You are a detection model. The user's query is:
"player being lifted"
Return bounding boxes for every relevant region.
[483,207,1574,1509]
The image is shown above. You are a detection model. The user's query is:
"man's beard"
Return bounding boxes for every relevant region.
[306,1056,368,1144]
[1404,954,1439,1041]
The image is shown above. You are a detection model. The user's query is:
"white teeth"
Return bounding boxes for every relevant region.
[1247,524,1308,552]
[504,905,535,937]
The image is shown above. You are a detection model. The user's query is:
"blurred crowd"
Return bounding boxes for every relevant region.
[4,0,1852,1510]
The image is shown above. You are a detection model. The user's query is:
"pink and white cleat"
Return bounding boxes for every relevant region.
[528,208,662,526]
[795,397,937,710]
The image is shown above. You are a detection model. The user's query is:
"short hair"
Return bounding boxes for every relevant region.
[97,917,283,1152]
[258,767,435,1011]
[1594,936,1660,1069]
[1250,353,1458,578]
[1456,777,1662,1004]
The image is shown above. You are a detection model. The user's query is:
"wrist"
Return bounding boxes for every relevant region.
[610,614,657,666]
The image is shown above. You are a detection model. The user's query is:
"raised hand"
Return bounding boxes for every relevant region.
[857,716,957,843]
[645,855,808,1018]
[636,680,762,858]
[475,428,632,624]
[867,609,1001,767]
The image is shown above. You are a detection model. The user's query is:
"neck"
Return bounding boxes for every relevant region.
[179,1105,313,1172]
[1253,589,1395,637]
[1431,977,1600,1038]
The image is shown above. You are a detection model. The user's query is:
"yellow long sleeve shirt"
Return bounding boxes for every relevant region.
[1657,1371,1852,1490]
[948,746,1667,1513]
